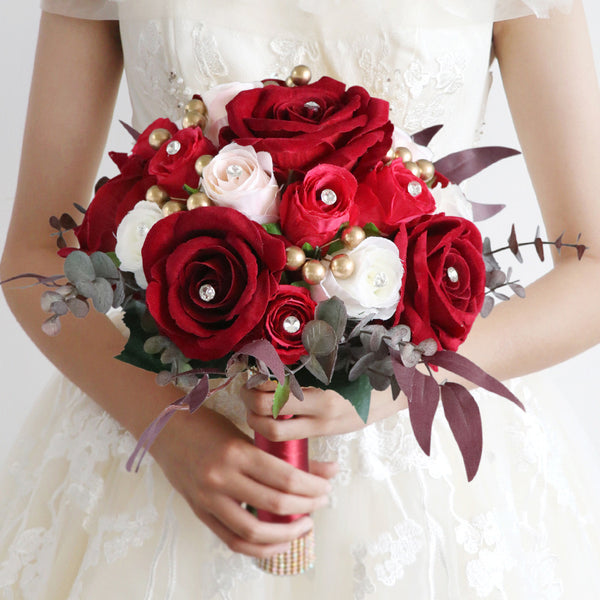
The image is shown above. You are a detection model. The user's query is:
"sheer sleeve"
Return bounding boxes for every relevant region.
[493,0,573,20]
[41,0,119,20]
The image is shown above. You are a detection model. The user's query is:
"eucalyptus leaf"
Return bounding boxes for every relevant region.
[347,313,376,340]
[41,315,61,336]
[66,297,89,319]
[64,251,95,284]
[49,300,68,316]
[304,355,330,384]
[90,252,120,280]
[89,278,114,313]
[246,372,270,389]
[143,335,171,355]
[315,297,347,341]
[41,291,64,312]
[367,369,391,391]
[400,344,421,369]
[112,279,126,308]
[272,376,291,418]
[302,320,337,356]
[315,347,337,384]
[348,351,375,381]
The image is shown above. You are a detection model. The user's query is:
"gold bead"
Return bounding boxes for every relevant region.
[145,185,169,205]
[162,200,185,216]
[417,159,436,182]
[384,147,396,163]
[285,246,306,271]
[290,65,312,86]
[184,98,206,115]
[194,154,214,176]
[341,226,366,249]
[302,260,326,285]
[182,110,207,129]
[148,128,172,150]
[394,146,413,163]
[404,161,421,178]
[263,79,280,86]
[187,192,213,210]
[330,254,355,279]
[285,76,295,88]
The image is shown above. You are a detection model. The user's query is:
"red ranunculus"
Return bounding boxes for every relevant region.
[394,213,485,351]
[147,127,217,197]
[143,206,286,361]
[263,285,317,365]
[220,77,393,182]
[131,118,180,161]
[280,164,358,247]
[355,159,436,235]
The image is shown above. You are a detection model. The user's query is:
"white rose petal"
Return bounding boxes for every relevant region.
[392,126,434,162]
[201,143,279,224]
[312,237,404,320]
[431,183,473,220]
[115,201,163,289]
[203,81,263,145]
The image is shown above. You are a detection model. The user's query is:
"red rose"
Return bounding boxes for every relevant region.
[131,118,179,161]
[280,165,358,247]
[143,206,286,361]
[263,285,317,365]
[394,214,485,351]
[147,128,217,197]
[355,159,436,235]
[220,77,393,182]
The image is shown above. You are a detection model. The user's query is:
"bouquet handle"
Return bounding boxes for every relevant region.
[253,421,315,575]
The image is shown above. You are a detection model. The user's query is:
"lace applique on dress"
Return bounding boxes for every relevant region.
[269,37,321,80]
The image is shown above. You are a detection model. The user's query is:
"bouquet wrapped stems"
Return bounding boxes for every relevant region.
[254,417,315,575]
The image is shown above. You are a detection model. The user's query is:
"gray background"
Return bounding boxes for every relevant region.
[1,3,599,462]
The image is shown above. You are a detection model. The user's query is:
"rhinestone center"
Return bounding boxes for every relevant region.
[320,189,337,206]
[304,101,321,117]
[446,267,459,283]
[166,140,182,155]
[373,272,389,289]
[199,284,216,302]
[136,223,150,240]
[283,316,301,334]
[226,164,244,179]
[407,181,422,197]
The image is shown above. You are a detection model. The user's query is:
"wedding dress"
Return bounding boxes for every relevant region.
[2,0,599,598]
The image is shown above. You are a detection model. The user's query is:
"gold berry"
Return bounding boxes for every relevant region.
[394,147,413,163]
[330,254,355,279]
[285,246,307,271]
[341,226,366,249]
[162,200,185,216]
[148,128,172,150]
[384,147,396,163]
[416,159,435,182]
[290,65,312,86]
[194,154,214,176]
[403,160,421,178]
[184,98,207,115]
[182,110,207,129]
[302,260,326,285]
[145,185,169,205]
[187,192,213,210]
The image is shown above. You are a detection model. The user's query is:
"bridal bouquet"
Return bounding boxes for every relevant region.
[6,65,586,575]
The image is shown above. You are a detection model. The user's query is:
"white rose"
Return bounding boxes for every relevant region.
[392,126,433,162]
[312,237,404,320]
[201,143,279,224]
[431,183,473,220]
[203,80,263,145]
[115,201,163,289]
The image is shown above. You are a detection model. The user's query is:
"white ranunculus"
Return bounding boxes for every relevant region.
[313,237,404,320]
[392,126,433,162]
[115,201,163,289]
[201,143,279,224]
[431,183,473,220]
[203,80,263,145]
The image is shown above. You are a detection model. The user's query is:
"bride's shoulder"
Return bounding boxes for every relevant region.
[41,0,119,20]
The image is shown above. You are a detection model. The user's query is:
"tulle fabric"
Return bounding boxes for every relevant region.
[40,0,573,22]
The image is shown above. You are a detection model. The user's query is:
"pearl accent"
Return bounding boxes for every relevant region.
[446,267,459,283]
[136,224,150,239]
[166,140,181,155]
[226,164,243,179]
[320,189,337,205]
[283,316,301,334]
[199,284,216,302]
[373,272,389,288]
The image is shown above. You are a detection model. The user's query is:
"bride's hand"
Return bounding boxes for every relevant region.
[150,406,337,559]
[241,383,408,441]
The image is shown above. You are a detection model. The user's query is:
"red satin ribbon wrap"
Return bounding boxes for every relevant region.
[254,415,309,524]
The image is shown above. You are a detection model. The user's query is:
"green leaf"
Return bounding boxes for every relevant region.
[272,376,291,418]
[64,251,95,284]
[363,222,382,237]
[105,252,121,268]
[262,222,283,236]
[302,242,315,257]
[115,301,166,373]
[290,280,310,289]
[316,297,347,341]
[334,374,372,423]
[326,240,345,254]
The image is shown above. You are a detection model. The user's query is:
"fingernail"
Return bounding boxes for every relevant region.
[316,495,330,509]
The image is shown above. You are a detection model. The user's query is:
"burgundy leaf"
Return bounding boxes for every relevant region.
[577,244,587,260]
[94,176,110,193]
[49,215,60,230]
[120,119,141,141]
[554,233,564,253]
[468,200,506,222]
[56,235,67,249]
[288,372,304,402]
[184,374,210,413]
[234,339,286,385]
[73,203,88,215]
[412,124,443,147]
[440,382,483,481]
[392,359,440,456]
[508,224,519,255]
[534,237,545,261]
[427,350,525,410]
[434,146,520,184]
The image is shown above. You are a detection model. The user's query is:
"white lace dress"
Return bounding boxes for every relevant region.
[2,1,599,598]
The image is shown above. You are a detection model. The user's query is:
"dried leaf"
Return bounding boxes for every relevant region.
[315,297,347,341]
[554,232,564,253]
[347,313,376,339]
[73,203,87,215]
[246,372,269,389]
[234,339,286,385]
[288,373,304,402]
[184,375,210,413]
[440,382,482,481]
[304,354,329,384]
[49,215,60,230]
[492,291,510,302]
[349,352,375,381]
[94,176,110,193]
[412,124,443,146]
[486,269,506,289]
[469,200,506,222]
[156,371,173,386]
[59,213,78,230]
[302,320,337,356]
[143,335,170,355]
[480,295,494,318]
[509,283,526,298]
[534,237,545,261]
[508,224,519,256]
[434,146,520,184]
[416,339,438,357]
[41,291,64,312]
[119,119,141,141]
[41,315,61,336]
[49,300,68,316]
[56,235,67,250]
[400,344,421,369]
[577,244,587,260]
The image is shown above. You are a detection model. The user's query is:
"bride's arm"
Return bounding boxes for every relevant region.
[0,12,334,558]
[244,1,600,439]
